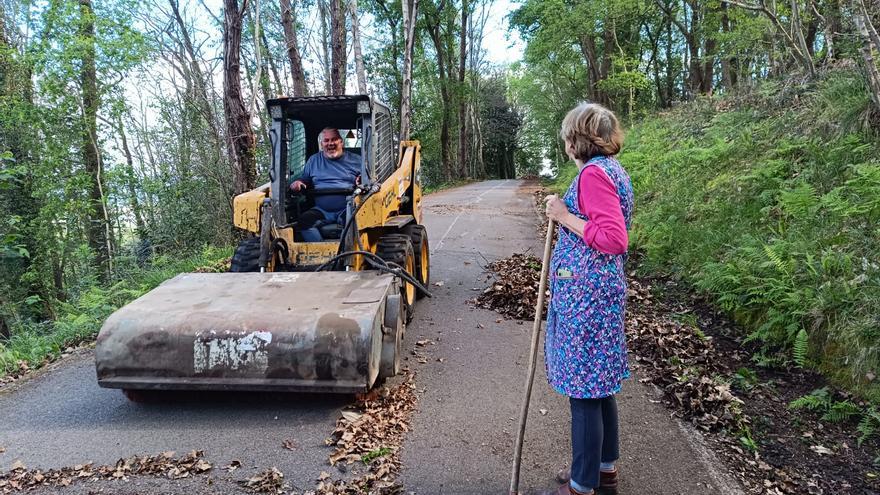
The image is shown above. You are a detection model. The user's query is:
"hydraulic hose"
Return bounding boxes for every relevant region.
[316,250,433,298]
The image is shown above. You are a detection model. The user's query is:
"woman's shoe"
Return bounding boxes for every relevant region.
[554,468,618,494]
[535,484,594,495]
[555,468,570,484]
[597,468,618,495]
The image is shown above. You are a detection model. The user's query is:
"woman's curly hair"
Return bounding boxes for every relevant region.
[560,103,623,161]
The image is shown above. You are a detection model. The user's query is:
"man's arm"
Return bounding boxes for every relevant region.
[291,155,318,190]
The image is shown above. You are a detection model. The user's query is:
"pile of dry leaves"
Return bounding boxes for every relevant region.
[625,278,745,432]
[474,253,546,320]
[309,372,418,495]
[0,450,212,493]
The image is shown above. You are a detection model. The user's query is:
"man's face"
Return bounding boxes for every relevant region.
[321,130,344,159]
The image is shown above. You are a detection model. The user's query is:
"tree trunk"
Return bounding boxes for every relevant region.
[400,0,418,140]
[427,18,452,181]
[260,29,283,94]
[79,0,110,280]
[457,0,468,178]
[601,16,614,105]
[115,116,147,237]
[349,0,367,94]
[319,0,332,94]
[720,5,738,89]
[375,0,402,106]
[330,0,347,94]
[223,0,257,196]
[578,34,601,102]
[854,0,880,114]
[280,0,306,96]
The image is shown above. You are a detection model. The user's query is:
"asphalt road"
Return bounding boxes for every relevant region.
[0,180,743,494]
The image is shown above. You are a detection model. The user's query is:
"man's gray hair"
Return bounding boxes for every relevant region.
[318,127,341,149]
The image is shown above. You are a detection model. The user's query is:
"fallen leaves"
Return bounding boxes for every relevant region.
[626,278,744,432]
[809,445,834,456]
[240,467,284,493]
[313,372,418,494]
[473,253,546,321]
[0,450,212,493]
[281,439,297,451]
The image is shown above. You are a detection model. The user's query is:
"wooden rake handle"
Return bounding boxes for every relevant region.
[509,219,555,495]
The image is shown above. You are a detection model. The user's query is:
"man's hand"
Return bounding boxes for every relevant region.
[545,195,570,223]
[290,180,307,192]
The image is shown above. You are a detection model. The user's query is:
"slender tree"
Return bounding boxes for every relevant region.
[79,0,112,280]
[280,0,306,96]
[400,0,418,139]
[223,0,257,196]
[350,0,368,94]
[330,0,347,94]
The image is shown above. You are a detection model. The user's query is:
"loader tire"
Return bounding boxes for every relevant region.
[402,224,430,299]
[230,238,261,272]
[375,235,416,323]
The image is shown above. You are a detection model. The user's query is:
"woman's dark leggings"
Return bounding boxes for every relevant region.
[570,395,619,490]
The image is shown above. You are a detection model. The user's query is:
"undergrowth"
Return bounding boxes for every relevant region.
[0,246,230,377]
[553,70,880,402]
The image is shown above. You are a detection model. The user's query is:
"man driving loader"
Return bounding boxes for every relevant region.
[289,127,361,241]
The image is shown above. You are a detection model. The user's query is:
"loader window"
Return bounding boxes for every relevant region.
[286,120,307,179]
[373,110,395,182]
[337,128,362,155]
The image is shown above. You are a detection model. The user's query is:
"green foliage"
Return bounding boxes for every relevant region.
[731,367,759,391]
[790,387,866,429]
[793,328,809,368]
[361,447,393,464]
[0,246,230,377]
[857,408,880,446]
[583,71,880,401]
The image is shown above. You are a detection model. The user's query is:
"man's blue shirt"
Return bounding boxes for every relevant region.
[297,151,361,212]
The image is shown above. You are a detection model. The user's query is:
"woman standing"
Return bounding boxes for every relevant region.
[541,103,633,495]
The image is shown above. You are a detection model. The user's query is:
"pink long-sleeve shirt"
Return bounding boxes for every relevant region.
[577,166,629,255]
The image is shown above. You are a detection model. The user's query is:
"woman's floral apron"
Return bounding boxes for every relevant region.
[545,156,634,399]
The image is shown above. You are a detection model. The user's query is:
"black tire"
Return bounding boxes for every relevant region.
[375,234,416,323]
[402,224,430,299]
[230,238,261,272]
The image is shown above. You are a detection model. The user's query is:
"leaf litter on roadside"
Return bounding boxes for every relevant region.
[240,467,285,494]
[310,372,418,494]
[473,253,547,320]
[0,450,212,493]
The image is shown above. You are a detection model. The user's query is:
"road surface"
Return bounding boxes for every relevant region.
[0,180,742,494]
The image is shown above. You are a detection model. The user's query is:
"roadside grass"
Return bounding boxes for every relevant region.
[551,69,880,403]
[0,246,231,378]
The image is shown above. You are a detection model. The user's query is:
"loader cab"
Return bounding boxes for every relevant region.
[266,95,397,235]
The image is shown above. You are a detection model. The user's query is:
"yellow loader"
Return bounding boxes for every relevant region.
[95,95,430,395]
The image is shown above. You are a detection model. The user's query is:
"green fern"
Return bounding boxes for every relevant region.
[792,328,809,367]
[763,244,790,276]
[790,387,831,411]
[857,408,880,446]
[823,401,861,423]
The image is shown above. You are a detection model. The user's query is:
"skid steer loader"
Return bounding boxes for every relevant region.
[95,95,430,395]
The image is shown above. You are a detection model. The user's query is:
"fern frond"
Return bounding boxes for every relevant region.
[789,387,831,411]
[822,401,860,423]
[857,408,880,446]
[793,328,809,367]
